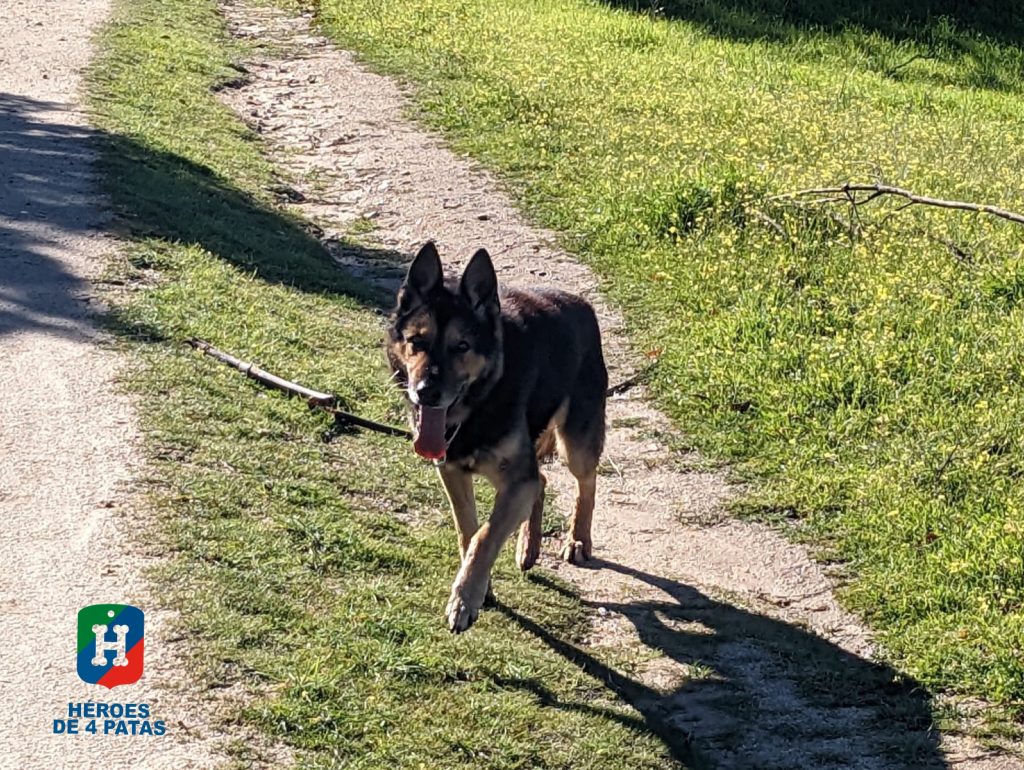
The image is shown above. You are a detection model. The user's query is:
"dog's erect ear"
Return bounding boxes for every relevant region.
[460,248,498,313]
[401,242,443,304]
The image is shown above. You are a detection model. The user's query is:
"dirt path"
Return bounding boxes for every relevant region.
[217,3,1020,768]
[0,2,225,767]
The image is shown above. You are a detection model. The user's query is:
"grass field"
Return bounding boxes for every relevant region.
[310,0,1024,708]
[87,1,692,767]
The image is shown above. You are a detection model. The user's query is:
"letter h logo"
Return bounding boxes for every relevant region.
[77,604,145,688]
[91,622,129,667]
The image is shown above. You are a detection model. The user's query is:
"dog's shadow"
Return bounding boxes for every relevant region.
[498,559,947,769]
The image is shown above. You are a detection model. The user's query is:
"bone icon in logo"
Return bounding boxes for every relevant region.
[91,615,129,667]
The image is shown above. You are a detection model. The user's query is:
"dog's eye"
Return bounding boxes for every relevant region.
[452,341,471,354]
[407,336,427,352]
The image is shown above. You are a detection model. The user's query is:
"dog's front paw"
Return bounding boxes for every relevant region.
[560,539,592,565]
[446,589,480,634]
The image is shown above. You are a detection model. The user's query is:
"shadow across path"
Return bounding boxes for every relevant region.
[500,560,946,769]
[0,93,109,340]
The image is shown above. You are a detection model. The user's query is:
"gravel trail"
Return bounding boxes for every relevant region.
[0,2,223,766]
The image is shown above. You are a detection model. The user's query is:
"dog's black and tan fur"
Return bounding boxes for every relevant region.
[388,242,607,633]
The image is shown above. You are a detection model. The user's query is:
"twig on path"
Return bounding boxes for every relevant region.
[771,184,1024,227]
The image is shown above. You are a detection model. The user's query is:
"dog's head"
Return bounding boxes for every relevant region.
[387,242,502,459]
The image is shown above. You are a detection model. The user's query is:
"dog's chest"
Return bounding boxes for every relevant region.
[451,429,531,482]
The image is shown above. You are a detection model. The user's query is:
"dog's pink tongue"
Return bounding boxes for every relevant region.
[414,406,448,460]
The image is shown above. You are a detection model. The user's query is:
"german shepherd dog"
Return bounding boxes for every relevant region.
[387,242,607,633]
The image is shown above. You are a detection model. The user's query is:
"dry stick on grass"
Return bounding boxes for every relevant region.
[185,337,414,439]
[187,337,336,406]
[772,183,1024,227]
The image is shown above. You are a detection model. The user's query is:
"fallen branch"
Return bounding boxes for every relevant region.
[187,337,337,406]
[763,199,858,240]
[324,408,413,440]
[772,183,1024,227]
[185,338,413,440]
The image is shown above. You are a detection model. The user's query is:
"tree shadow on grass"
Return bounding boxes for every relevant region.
[605,0,1023,45]
[0,91,408,345]
[602,0,1024,91]
[499,561,948,769]
[98,133,407,312]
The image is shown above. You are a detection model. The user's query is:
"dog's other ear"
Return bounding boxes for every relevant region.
[460,248,498,313]
[401,242,443,306]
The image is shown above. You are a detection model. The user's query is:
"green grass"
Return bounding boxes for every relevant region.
[310,0,1024,707]
[86,1,689,767]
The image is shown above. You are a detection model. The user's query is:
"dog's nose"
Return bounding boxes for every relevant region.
[415,381,442,407]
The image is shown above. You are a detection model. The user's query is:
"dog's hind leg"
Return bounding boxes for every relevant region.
[516,426,556,571]
[557,371,606,565]
[515,471,545,571]
[560,461,597,565]
[520,415,569,573]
